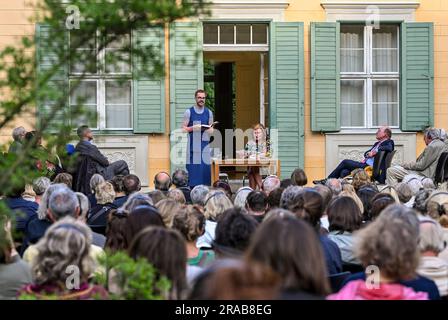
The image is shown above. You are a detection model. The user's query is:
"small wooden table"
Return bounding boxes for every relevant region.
[210,158,281,184]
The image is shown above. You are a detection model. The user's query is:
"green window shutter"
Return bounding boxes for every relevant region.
[133,27,166,133]
[311,22,340,132]
[169,22,203,170]
[36,24,69,132]
[270,22,305,178]
[401,22,434,131]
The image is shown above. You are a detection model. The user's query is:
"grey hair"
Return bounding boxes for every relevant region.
[263,208,295,222]
[438,128,447,141]
[37,183,66,220]
[403,174,424,196]
[32,217,94,285]
[418,218,446,253]
[75,192,90,221]
[190,185,209,206]
[380,204,420,233]
[413,189,433,214]
[395,182,413,204]
[262,175,280,195]
[32,177,51,196]
[48,186,79,220]
[203,190,233,220]
[421,178,435,190]
[90,174,105,194]
[326,178,342,196]
[172,169,189,187]
[424,127,440,141]
[12,126,26,141]
[233,187,253,208]
[121,192,153,212]
[280,185,303,209]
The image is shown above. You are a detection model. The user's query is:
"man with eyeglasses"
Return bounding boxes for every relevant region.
[182,89,216,187]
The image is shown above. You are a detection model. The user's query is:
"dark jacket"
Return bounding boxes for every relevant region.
[75,140,109,174]
[364,139,395,184]
[5,198,38,233]
[320,235,343,275]
[73,154,98,195]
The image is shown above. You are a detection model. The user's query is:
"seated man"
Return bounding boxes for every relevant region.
[154,171,172,195]
[75,125,129,180]
[8,126,26,154]
[172,169,191,204]
[386,127,448,186]
[314,126,394,184]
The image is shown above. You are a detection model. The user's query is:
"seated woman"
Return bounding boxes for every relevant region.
[244,123,270,190]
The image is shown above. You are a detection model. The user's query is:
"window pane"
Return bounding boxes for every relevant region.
[372,80,398,126]
[70,49,97,73]
[70,31,96,49]
[106,81,132,128]
[373,26,398,48]
[106,105,131,128]
[204,24,218,44]
[105,51,131,73]
[70,81,97,105]
[106,33,131,49]
[340,25,364,72]
[252,24,267,44]
[236,24,250,44]
[341,80,364,127]
[106,81,131,104]
[74,105,98,129]
[220,25,234,44]
[373,26,398,72]
[70,81,97,128]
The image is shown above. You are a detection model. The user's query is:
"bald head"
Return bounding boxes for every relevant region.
[154,172,171,191]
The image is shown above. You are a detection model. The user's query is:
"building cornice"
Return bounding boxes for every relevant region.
[321,1,420,10]
[205,1,290,22]
[211,1,289,9]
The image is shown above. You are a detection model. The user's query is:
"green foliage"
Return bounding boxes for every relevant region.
[95,251,171,300]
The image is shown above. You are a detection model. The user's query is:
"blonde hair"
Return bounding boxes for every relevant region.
[167,188,186,204]
[155,198,182,228]
[426,191,448,227]
[340,190,364,214]
[379,185,400,204]
[95,181,116,204]
[204,190,233,221]
[351,169,371,191]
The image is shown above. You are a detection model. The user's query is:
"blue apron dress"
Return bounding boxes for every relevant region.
[186,106,211,187]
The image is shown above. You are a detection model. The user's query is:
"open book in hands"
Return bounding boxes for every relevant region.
[201,121,219,129]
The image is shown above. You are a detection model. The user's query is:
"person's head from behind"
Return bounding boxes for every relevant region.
[280,178,292,189]
[379,185,400,204]
[33,177,51,198]
[203,190,233,221]
[123,174,141,195]
[75,192,90,222]
[262,175,280,196]
[352,169,370,192]
[313,184,333,214]
[369,193,396,220]
[325,178,342,196]
[95,181,115,205]
[245,191,267,215]
[213,207,258,258]
[421,178,436,190]
[110,175,125,195]
[327,196,362,233]
[355,205,420,281]
[356,184,379,221]
[124,205,164,247]
[279,185,303,210]
[190,185,209,206]
[246,215,330,296]
[426,192,448,227]
[47,185,80,222]
[128,226,187,300]
[395,182,413,204]
[105,209,128,253]
[403,176,424,196]
[233,187,253,208]
[77,125,93,141]
[33,217,93,285]
[167,188,186,205]
[121,193,153,213]
[155,198,182,228]
[37,183,64,220]
[154,172,171,192]
[418,219,446,255]
[212,180,233,200]
[266,187,284,210]
[286,189,324,230]
[53,173,73,189]
[90,174,105,195]
[12,126,26,142]
[291,168,307,187]
[172,205,206,244]
[413,188,433,215]
[147,190,166,206]
[172,169,189,188]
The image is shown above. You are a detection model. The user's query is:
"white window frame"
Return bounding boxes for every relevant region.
[203,23,269,51]
[340,25,399,129]
[69,30,133,130]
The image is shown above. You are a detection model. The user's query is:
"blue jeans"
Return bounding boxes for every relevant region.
[328,159,367,179]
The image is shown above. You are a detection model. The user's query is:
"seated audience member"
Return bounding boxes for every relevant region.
[213,180,233,200]
[245,191,268,223]
[413,189,433,216]
[172,169,191,204]
[75,125,129,180]
[154,171,171,195]
[280,178,293,189]
[340,184,364,214]
[52,173,73,189]
[128,226,187,300]
[105,208,128,253]
[291,168,308,187]
[76,192,105,248]
[155,198,181,228]
[417,219,448,297]
[395,182,413,205]
[0,218,32,299]
[284,189,343,275]
[351,169,371,192]
[325,178,342,197]
[233,186,253,209]
[190,185,209,207]
[246,215,330,299]
[147,190,166,205]
[25,131,63,178]
[379,185,400,203]
[32,177,51,205]
[356,185,378,222]
[86,181,117,235]
[110,175,127,208]
[327,197,363,265]
[313,184,333,231]
[20,217,108,300]
[118,192,152,213]
[123,174,141,197]
[124,205,165,247]
[387,127,448,186]
[315,126,394,184]
[425,192,448,262]
[173,205,215,269]
[262,175,280,196]
[5,182,38,233]
[8,126,26,154]
[266,187,284,211]
[403,174,424,200]
[196,190,233,249]
[22,184,36,202]
[279,185,303,210]
[331,205,438,300]
[213,207,258,259]
[167,188,186,205]
[87,174,105,208]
